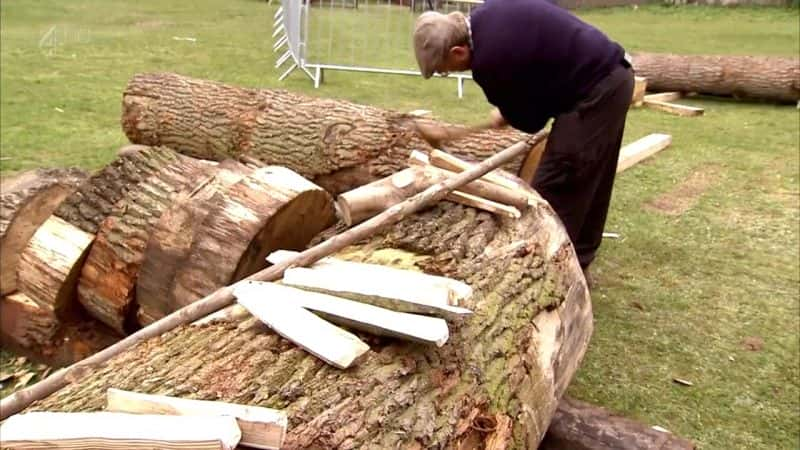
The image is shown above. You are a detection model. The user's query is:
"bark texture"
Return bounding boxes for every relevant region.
[121,72,540,193]
[0,168,86,295]
[632,52,800,103]
[540,396,695,450]
[77,153,210,334]
[29,198,592,450]
[136,161,252,326]
[54,146,180,234]
[169,166,335,313]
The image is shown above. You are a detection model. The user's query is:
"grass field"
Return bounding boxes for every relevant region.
[1,1,798,448]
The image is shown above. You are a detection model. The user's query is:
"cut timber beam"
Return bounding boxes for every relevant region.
[643,99,704,117]
[0,411,242,450]
[280,266,472,319]
[644,92,683,103]
[617,134,673,173]
[429,149,521,191]
[105,388,286,450]
[234,281,450,346]
[266,249,472,305]
[236,291,370,369]
[446,190,521,219]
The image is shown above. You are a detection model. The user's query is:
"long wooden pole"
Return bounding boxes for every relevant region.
[0,134,545,420]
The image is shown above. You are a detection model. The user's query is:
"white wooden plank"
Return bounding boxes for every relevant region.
[617,134,673,173]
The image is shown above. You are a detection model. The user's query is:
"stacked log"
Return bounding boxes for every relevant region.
[121,72,541,193]
[632,52,800,103]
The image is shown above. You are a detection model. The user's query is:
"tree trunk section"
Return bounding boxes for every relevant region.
[121,72,541,193]
[539,396,695,450]
[170,166,335,311]
[29,195,593,449]
[0,168,86,295]
[17,216,95,318]
[77,153,211,334]
[632,52,800,103]
[54,146,181,234]
[136,161,252,326]
[0,292,59,349]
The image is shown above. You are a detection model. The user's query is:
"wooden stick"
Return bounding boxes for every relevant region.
[429,149,521,191]
[445,191,521,219]
[0,133,545,420]
[617,134,673,173]
[106,388,286,450]
[644,92,683,103]
[234,281,450,346]
[643,99,704,117]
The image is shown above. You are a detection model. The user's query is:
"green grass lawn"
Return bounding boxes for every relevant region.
[1,1,798,448]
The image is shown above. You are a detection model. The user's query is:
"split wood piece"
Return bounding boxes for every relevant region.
[631,76,647,107]
[234,281,450,346]
[517,135,548,184]
[0,168,86,295]
[236,289,370,369]
[643,99,704,117]
[0,411,241,450]
[54,146,181,234]
[136,161,252,326]
[446,191,521,219]
[106,388,287,450]
[17,217,95,318]
[337,166,523,225]
[0,136,545,421]
[78,155,209,334]
[169,166,335,313]
[266,249,473,304]
[408,151,530,209]
[632,52,799,103]
[644,92,683,103]
[617,134,673,173]
[0,292,58,350]
[429,148,521,191]
[122,72,540,194]
[540,396,695,450]
[281,267,472,319]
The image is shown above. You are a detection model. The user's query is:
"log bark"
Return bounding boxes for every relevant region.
[77,153,210,334]
[632,52,800,103]
[17,217,95,317]
[539,396,695,450]
[121,72,541,193]
[0,292,59,349]
[136,161,252,326]
[18,135,595,449]
[0,168,86,295]
[168,167,335,312]
[54,146,181,234]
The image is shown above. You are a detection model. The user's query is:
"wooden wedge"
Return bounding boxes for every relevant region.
[105,388,286,450]
[236,291,370,369]
[234,281,450,346]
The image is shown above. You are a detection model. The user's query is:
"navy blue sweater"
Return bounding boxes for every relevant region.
[470,0,625,133]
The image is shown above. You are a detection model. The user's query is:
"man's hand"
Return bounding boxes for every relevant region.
[489,108,507,129]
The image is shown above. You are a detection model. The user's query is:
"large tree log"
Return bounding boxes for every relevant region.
[77,153,211,334]
[26,195,592,449]
[168,166,335,313]
[136,161,252,326]
[54,146,181,234]
[0,292,59,350]
[540,396,695,450]
[0,168,86,295]
[121,72,541,193]
[632,52,800,103]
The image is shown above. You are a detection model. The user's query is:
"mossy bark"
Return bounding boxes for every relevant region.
[30,199,591,449]
[121,73,541,193]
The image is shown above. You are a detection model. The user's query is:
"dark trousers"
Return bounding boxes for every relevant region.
[532,64,634,269]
